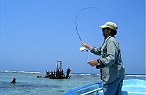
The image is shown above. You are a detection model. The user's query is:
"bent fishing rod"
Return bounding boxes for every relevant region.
[75,7,97,52]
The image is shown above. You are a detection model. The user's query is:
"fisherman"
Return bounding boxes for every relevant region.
[11,78,16,84]
[82,22,125,95]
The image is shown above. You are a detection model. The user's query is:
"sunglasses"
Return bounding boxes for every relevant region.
[102,28,107,31]
[102,28,110,31]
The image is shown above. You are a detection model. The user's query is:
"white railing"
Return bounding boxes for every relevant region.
[80,88,103,95]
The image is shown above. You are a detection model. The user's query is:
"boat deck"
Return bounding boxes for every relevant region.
[65,79,146,95]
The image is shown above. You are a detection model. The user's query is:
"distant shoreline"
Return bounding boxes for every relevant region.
[0,70,146,75]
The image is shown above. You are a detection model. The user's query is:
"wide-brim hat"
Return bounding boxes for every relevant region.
[100,22,118,30]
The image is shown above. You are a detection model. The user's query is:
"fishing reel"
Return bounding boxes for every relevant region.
[80,47,88,52]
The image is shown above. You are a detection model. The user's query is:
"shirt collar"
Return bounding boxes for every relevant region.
[104,36,111,42]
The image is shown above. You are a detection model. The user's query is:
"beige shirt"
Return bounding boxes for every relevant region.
[91,36,125,84]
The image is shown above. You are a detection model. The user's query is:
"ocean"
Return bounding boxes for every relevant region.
[0,70,146,95]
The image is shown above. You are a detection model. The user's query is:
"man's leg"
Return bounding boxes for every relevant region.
[103,78,123,95]
[115,78,124,95]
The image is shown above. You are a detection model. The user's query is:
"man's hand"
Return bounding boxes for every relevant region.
[88,60,98,67]
[81,42,87,47]
[81,42,93,50]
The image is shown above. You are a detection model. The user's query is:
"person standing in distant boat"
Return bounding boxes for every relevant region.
[82,22,125,95]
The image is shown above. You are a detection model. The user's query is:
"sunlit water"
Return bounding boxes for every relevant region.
[0,70,145,95]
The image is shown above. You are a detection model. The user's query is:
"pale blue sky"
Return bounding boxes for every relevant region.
[0,0,145,74]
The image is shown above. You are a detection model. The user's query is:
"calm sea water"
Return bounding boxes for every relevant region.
[0,71,146,95]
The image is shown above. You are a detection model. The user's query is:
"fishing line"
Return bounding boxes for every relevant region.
[78,31,91,62]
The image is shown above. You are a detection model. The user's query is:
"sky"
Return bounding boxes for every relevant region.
[0,0,145,74]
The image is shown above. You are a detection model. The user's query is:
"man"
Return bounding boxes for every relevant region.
[82,22,125,95]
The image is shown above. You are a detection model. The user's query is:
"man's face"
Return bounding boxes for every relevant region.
[102,28,111,38]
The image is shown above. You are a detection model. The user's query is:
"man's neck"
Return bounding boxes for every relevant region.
[104,35,111,40]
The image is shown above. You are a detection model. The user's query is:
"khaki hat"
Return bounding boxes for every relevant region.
[100,22,118,30]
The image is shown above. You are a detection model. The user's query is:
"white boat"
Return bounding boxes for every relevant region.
[65,79,146,95]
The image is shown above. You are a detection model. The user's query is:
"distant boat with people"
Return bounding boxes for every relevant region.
[37,61,71,79]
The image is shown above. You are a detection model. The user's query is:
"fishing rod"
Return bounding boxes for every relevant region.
[75,7,97,52]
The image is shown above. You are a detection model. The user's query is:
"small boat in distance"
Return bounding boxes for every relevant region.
[37,61,71,79]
